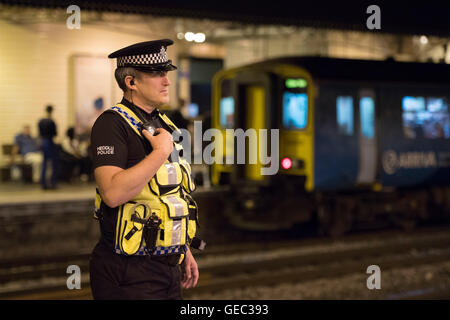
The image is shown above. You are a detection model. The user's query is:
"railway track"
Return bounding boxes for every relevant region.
[2,226,450,299]
[187,236,450,298]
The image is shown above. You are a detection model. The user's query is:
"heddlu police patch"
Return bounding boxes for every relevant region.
[97,146,115,155]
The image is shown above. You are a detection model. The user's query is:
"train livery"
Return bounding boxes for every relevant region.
[210,56,450,235]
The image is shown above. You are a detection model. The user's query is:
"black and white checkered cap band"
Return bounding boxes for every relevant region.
[117,47,168,67]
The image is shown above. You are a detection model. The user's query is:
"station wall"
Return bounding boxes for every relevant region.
[0,18,179,149]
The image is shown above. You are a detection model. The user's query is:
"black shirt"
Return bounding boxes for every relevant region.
[90,98,171,248]
[38,118,57,140]
[167,110,189,130]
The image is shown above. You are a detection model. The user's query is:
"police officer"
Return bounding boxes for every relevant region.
[89,39,200,300]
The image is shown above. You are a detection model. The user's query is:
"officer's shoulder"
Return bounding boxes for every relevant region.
[92,109,128,131]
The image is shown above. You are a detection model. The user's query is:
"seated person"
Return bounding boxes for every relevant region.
[60,127,91,182]
[11,125,43,183]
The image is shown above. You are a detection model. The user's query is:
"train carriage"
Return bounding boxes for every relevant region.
[211,57,450,235]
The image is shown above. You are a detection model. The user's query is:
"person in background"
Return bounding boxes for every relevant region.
[168,98,189,130]
[38,105,58,189]
[11,125,43,183]
[61,127,91,182]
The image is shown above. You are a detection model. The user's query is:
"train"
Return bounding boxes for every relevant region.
[209,56,450,236]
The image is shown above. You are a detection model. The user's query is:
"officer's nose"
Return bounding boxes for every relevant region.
[162,74,170,86]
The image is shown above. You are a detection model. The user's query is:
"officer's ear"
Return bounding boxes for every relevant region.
[125,75,136,90]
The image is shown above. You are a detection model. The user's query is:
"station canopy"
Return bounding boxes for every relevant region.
[2,0,450,37]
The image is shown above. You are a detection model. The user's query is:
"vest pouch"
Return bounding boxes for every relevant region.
[186,194,198,243]
[150,162,183,196]
[157,195,189,248]
[93,189,102,220]
[116,201,151,255]
[179,158,196,193]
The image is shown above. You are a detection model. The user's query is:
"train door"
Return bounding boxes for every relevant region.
[357,89,377,184]
[244,86,266,181]
[233,73,271,185]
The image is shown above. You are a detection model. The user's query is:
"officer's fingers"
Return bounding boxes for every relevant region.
[191,265,199,288]
[189,263,198,287]
[187,264,198,288]
[156,127,169,134]
[153,128,166,137]
[185,262,192,281]
[142,129,154,141]
[157,128,173,138]
[159,129,174,141]
[184,264,195,288]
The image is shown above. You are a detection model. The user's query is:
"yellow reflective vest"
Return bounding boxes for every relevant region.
[94,104,201,258]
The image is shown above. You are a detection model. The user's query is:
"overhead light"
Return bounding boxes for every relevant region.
[177,32,184,40]
[194,32,206,43]
[184,32,195,42]
[420,35,428,45]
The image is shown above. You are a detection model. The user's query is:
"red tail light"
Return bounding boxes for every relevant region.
[281,157,292,170]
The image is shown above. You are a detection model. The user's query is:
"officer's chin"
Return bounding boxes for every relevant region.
[160,94,170,104]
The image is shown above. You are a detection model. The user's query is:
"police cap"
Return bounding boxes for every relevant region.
[108,39,177,72]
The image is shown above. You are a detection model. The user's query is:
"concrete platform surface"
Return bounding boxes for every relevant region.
[0,182,219,206]
[0,182,96,205]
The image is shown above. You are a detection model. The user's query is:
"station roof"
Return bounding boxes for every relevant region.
[257,56,450,84]
[2,1,450,37]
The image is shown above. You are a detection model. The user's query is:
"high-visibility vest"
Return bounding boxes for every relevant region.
[94,104,201,259]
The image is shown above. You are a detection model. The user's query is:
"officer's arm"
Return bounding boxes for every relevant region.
[95,128,173,208]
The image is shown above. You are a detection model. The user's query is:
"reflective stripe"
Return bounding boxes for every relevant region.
[111,105,142,134]
[153,244,186,256]
[115,244,186,256]
[166,195,185,217]
[172,220,182,245]
[159,113,181,134]
[165,195,184,245]
[165,163,177,185]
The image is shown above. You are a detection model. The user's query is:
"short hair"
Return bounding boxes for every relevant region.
[114,67,139,92]
[46,105,53,114]
[66,127,75,139]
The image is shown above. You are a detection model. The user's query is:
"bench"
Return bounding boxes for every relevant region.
[0,144,33,183]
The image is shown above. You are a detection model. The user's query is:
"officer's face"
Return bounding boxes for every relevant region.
[22,125,31,136]
[135,71,170,106]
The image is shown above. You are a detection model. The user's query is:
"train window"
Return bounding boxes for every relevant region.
[360,97,375,138]
[282,92,308,129]
[187,103,199,118]
[402,96,450,139]
[336,96,354,135]
[220,96,235,128]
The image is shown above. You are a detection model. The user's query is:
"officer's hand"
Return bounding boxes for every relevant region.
[181,249,199,289]
[142,128,174,156]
